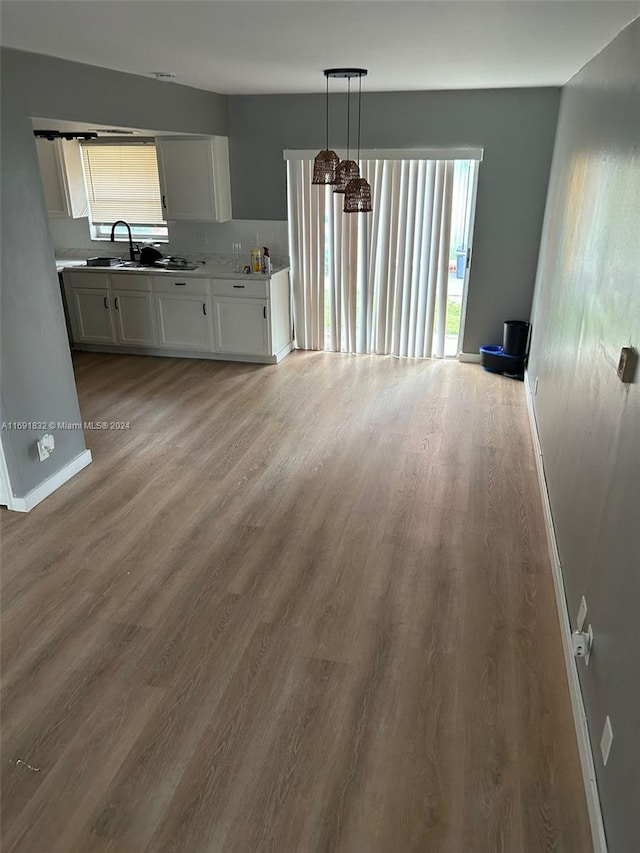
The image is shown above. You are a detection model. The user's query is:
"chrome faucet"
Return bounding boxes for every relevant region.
[110,220,138,262]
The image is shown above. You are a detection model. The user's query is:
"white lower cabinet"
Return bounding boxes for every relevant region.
[112,290,156,347]
[63,268,292,363]
[155,293,212,351]
[212,297,269,356]
[72,288,116,344]
[66,272,155,349]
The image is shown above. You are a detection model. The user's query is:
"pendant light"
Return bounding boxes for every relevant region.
[344,71,372,213]
[312,72,339,185]
[333,71,361,194]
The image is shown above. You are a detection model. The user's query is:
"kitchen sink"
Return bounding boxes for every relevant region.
[117,261,200,271]
[83,258,200,272]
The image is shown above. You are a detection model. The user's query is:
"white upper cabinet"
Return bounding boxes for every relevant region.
[156,136,232,223]
[35,138,89,219]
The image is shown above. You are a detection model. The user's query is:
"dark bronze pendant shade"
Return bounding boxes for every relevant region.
[333,159,360,194]
[344,177,373,212]
[312,150,340,185]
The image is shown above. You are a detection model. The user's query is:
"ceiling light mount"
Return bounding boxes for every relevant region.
[324,68,368,80]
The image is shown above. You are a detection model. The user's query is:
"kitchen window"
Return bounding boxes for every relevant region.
[80,140,168,241]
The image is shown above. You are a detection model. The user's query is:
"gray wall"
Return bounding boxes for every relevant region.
[0,48,228,498]
[229,88,560,352]
[528,19,640,853]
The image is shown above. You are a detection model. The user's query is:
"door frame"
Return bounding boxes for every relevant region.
[455,159,480,358]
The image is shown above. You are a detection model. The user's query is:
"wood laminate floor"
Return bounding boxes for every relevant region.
[1,351,592,853]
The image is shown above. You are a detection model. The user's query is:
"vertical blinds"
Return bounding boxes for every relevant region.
[81,143,164,224]
[287,158,455,358]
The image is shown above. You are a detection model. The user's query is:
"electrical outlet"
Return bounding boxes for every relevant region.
[600,716,613,766]
[36,433,55,462]
[572,629,591,659]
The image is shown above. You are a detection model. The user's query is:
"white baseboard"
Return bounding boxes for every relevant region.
[457,351,481,363]
[274,341,294,363]
[73,344,286,365]
[4,449,92,513]
[524,371,607,853]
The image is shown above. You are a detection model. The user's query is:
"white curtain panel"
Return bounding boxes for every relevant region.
[287,158,455,358]
[286,158,328,350]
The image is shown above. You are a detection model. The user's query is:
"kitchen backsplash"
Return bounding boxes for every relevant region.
[48,217,290,268]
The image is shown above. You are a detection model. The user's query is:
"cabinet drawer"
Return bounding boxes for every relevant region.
[109,273,152,291]
[211,278,268,299]
[65,270,110,289]
[153,275,209,295]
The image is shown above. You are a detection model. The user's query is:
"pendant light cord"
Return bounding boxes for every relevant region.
[325,74,329,150]
[357,73,362,164]
[346,76,351,161]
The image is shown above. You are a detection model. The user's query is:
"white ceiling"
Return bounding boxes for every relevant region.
[2,1,639,94]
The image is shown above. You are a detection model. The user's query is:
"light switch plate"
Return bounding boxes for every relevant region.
[600,716,613,766]
[617,347,637,383]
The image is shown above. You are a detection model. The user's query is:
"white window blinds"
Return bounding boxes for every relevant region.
[81,142,164,225]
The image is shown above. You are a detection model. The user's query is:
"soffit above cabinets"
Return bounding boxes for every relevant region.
[30,118,205,140]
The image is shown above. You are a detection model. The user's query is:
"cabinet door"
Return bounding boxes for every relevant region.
[156,137,231,222]
[112,290,156,347]
[213,297,269,356]
[155,293,213,351]
[72,288,116,343]
[36,138,88,218]
[36,138,67,216]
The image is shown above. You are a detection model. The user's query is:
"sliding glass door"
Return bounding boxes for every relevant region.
[287,153,479,359]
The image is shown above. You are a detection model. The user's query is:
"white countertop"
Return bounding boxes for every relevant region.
[56,260,87,271]
[56,260,288,281]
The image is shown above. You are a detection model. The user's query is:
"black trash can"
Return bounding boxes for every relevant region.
[503,320,530,357]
